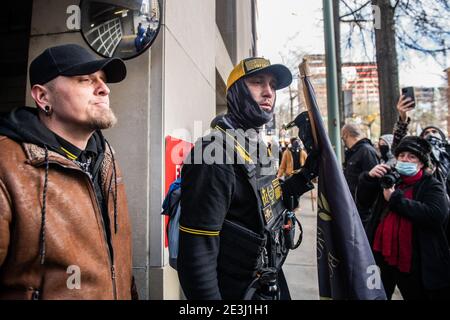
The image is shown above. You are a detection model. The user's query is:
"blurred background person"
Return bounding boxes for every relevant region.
[277,137,307,179]
[378,134,395,165]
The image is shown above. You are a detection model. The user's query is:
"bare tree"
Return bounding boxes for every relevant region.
[339,0,450,134]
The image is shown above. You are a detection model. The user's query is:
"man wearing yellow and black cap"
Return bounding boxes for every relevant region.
[178,58,318,300]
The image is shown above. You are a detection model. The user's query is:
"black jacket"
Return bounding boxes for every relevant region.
[177,119,312,300]
[178,138,262,300]
[356,171,450,290]
[343,138,379,199]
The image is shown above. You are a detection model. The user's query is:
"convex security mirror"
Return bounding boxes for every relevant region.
[80,0,161,59]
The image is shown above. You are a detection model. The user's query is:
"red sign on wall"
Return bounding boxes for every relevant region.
[164,136,193,247]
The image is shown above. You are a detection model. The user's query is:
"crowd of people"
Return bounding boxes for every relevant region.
[273,93,450,300]
[0,42,448,300]
[343,96,450,300]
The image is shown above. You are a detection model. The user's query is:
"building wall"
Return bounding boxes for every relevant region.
[20,0,256,300]
[0,1,33,113]
[235,0,256,59]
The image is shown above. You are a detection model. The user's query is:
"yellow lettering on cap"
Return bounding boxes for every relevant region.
[244,58,270,73]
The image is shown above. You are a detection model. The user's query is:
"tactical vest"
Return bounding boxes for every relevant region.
[207,126,301,300]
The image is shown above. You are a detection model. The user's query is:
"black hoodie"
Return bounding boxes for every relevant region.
[225,78,275,131]
[0,107,105,162]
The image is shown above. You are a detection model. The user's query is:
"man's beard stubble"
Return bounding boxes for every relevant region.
[88,107,118,130]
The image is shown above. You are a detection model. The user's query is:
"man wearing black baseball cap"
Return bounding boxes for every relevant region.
[0,44,136,299]
[177,58,318,300]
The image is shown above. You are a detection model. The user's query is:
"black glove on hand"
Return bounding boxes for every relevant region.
[302,149,319,180]
[281,174,314,210]
[294,112,315,154]
[280,150,319,211]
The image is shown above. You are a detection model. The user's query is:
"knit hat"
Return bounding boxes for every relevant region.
[379,134,393,148]
[420,126,446,141]
[394,136,431,167]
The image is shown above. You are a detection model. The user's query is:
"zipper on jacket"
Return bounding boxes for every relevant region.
[39,160,118,299]
[86,174,118,300]
[111,264,117,300]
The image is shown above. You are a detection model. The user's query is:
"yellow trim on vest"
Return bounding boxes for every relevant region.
[60,147,78,160]
[215,125,253,164]
[179,225,220,236]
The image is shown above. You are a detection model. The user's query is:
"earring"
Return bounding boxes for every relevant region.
[44,106,53,116]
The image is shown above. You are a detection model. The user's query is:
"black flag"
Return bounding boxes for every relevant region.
[299,60,386,300]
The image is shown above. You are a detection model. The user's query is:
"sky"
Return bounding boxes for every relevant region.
[257,0,449,88]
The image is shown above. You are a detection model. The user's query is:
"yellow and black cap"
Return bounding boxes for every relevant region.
[226,57,292,91]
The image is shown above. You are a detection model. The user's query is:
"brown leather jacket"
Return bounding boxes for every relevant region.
[0,136,133,299]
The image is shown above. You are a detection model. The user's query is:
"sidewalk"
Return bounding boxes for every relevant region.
[283,189,319,300]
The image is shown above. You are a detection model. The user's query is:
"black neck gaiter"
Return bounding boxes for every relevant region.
[225,79,275,131]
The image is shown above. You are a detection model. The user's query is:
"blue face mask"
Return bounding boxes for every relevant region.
[395,161,419,176]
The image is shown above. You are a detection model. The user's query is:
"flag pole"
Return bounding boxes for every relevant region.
[322,0,342,164]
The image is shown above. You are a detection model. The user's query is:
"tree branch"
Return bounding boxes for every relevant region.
[339,0,372,19]
[341,19,372,23]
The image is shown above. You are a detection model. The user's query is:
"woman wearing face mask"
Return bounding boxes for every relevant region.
[356,136,450,300]
[378,134,395,165]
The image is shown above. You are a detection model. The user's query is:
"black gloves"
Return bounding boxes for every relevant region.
[294,111,315,154]
[281,111,320,210]
[280,150,319,211]
[302,149,319,179]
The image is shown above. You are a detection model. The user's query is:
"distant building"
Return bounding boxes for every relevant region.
[298,54,380,136]
[298,54,447,139]
[409,86,448,136]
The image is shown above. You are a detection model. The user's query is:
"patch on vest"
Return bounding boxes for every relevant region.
[259,178,283,224]
[263,205,273,224]
[259,178,282,208]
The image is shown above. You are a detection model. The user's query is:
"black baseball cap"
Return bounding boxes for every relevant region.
[226,57,293,91]
[29,44,127,86]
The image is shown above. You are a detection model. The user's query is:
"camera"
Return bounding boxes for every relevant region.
[380,167,402,189]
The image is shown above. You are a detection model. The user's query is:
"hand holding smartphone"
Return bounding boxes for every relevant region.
[401,87,416,108]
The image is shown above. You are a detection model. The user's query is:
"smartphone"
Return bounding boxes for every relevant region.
[401,87,416,108]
